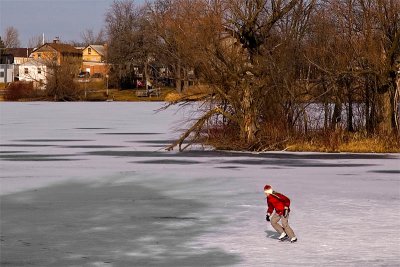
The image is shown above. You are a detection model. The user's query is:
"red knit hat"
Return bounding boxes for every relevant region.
[264,184,273,194]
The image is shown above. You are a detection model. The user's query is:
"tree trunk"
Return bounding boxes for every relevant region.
[365,75,378,135]
[347,87,354,132]
[323,81,330,131]
[331,100,342,130]
[376,89,392,134]
[176,60,182,93]
[303,106,308,134]
[395,79,400,132]
[241,85,257,144]
[365,76,372,134]
[183,67,189,90]
[376,80,399,135]
[144,61,149,91]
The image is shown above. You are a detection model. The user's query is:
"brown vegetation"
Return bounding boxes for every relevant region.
[206,128,400,153]
[3,82,41,101]
[164,85,212,102]
[43,57,83,101]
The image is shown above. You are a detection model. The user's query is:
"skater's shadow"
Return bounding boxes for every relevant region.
[265,230,280,240]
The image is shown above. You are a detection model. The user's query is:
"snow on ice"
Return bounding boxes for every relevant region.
[0,102,399,266]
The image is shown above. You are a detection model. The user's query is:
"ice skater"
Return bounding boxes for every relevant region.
[264,184,297,243]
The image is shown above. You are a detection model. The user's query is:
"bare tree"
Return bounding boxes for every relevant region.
[370,0,400,135]
[80,28,106,46]
[45,58,83,101]
[306,0,399,135]
[28,34,44,48]
[153,0,303,150]
[3,26,21,48]
[105,0,147,88]
[149,0,207,92]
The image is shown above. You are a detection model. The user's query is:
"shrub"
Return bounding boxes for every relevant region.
[3,82,37,101]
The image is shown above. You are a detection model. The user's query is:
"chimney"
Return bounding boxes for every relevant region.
[53,37,60,44]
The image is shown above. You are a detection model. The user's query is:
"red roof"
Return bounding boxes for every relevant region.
[35,43,82,55]
[5,48,34,58]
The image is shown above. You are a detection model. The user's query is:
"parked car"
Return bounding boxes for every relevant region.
[78,71,90,78]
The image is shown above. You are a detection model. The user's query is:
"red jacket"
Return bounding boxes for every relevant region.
[266,192,291,216]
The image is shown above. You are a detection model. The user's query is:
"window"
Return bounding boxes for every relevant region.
[0,72,4,78]
[37,53,41,58]
[88,48,91,55]
[38,68,42,74]
[24,68,29,74]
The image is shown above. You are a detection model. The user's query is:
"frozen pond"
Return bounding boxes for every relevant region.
[0,102,399,266]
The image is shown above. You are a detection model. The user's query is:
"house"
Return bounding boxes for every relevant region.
[0,64,14,83]
[6,48,34,65]
[18,59,47,89]
[19,39,82,89]
[81,44,109,77]
[0,49,14,83]
[0,50,14,64]
[31,39,82,65]
[3,48,35,80]
[82,45,106,62]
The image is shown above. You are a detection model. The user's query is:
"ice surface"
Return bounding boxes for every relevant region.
[0,102,399,266]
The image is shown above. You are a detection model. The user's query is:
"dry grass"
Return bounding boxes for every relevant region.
[0,85,175,102]
[164,91,181,102]
[0,83,6,101]
[285,133,400,153]
[3,82,38,101]
[165,85,212,102]
[86,88,174,102]
[78,80,106,91]
[206,124,400,153]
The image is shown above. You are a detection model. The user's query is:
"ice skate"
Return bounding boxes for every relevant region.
[278,232,289,241]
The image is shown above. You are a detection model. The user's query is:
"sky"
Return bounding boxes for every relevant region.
[0,0,144,47]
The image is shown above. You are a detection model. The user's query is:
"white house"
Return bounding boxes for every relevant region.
[0,64,14,83]
[18,59,48,89]
[6,48,35,80]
